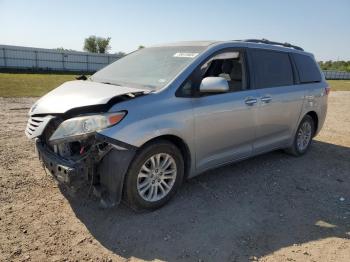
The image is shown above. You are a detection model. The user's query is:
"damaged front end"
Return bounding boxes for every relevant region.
[33,116,136,208]
[24,80,151,207]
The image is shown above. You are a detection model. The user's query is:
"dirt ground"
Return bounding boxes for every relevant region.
[0,92,349,262]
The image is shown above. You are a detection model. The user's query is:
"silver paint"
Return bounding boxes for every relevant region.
[29,80,146,115]
[26,40,329,178]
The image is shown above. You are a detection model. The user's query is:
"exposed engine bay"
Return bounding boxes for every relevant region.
[28,90,144,208]
[35,116,136,208]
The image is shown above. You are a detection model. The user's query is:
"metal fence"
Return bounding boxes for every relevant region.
[1,44,350,80]
[323,70,350,80]
[0,45,122,72]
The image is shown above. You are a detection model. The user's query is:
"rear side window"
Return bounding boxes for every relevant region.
[293,53,321,83]
[251,49,294,88]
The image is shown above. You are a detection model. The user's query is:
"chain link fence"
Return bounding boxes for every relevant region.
[0,45,122,73]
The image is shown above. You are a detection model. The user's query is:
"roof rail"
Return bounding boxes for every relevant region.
[239,39,304,51]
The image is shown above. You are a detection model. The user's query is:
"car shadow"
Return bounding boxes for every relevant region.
[60,140,350,261]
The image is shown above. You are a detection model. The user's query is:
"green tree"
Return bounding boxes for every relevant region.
[83,36,98,53]
[83,36,111,53]
[96,37,111,53]
[138,45,145,49]
[318,60,350,72]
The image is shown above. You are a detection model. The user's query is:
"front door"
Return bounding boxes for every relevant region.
[193,90,257,172]
[189,49,258,172]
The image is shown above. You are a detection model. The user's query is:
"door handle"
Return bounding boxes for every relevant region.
[261,95,272,103]
[245,97,257,106]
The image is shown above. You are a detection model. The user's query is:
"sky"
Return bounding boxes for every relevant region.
[0,0,349,61]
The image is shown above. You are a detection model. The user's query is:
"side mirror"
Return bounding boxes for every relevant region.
[199,77,229,93]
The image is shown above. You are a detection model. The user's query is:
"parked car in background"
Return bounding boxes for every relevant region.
[25,39,329,210]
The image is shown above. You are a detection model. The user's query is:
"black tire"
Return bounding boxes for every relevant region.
[285,115,315,156]
[124,140,184,211]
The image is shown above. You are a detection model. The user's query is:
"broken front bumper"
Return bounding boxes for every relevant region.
[36,141,83,184]
[36,134,137,207]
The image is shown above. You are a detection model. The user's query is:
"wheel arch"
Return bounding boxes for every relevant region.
[305,111,319,136]
[138,134,192,179]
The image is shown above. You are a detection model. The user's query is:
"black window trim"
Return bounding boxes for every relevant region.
[289,52,301,84]
[247,48,296,90]
[175,47,250,98]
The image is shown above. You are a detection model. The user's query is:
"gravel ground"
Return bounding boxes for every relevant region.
[0,93,349,262]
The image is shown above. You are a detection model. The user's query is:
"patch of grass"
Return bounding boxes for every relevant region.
[0,73,77,97]
[327,80,350,91]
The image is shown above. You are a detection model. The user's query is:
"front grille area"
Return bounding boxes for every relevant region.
[26,117,43,135]
[25,115,54,139]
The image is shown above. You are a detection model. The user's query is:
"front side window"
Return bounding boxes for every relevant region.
[91,46,206,90]
[251,49,294,89]
[179,50,246,96]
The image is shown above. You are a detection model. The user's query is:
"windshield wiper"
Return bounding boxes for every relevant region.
[102,82,121,86]
[76,75,88,80]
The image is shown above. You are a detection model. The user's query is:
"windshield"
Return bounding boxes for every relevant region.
[91,46,206,90]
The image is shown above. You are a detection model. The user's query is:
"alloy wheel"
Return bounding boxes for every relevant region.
[297,121,312,152]
[136,153,177,202]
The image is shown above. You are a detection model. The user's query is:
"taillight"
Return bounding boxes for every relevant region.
[325,86,330,95]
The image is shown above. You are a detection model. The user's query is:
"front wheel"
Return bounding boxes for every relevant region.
[285,115,315,156]
[124,140,184,211]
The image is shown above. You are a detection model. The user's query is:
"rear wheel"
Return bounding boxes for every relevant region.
[285,115,315,156]
[124,140,184,211]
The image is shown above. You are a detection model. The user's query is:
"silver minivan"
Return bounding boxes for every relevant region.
[26,39,329,210]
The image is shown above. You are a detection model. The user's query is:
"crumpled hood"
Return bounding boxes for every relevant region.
[29,80,146,115]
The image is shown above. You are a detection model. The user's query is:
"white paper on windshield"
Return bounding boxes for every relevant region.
[173,52,199,58]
